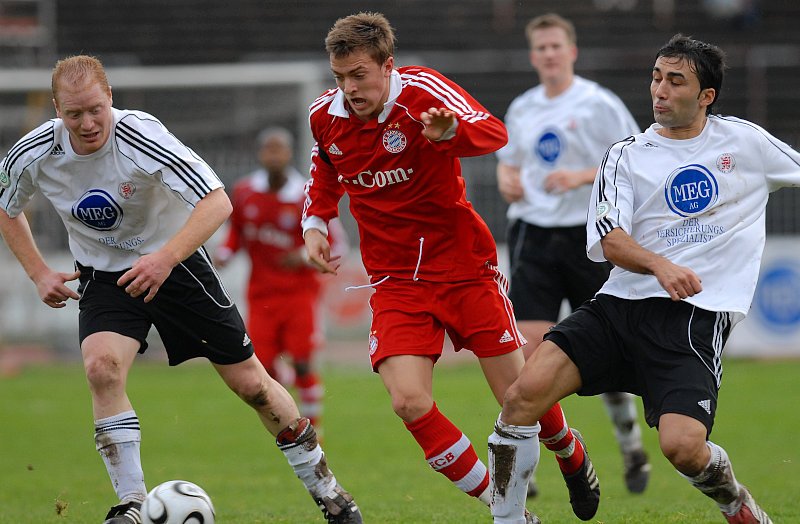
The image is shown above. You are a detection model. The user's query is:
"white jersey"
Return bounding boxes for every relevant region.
[0,108,223,271]
[497,76,639,227]
[589,115,800,315]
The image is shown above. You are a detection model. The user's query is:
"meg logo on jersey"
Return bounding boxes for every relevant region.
[535,129,563,164]
[72,189,123,231]
[664,164,718,217]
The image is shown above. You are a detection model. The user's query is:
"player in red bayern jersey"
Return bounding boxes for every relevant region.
[216,127,346,430]
[301,12,599,522]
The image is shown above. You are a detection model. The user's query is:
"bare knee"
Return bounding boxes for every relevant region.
[659,415,709,475]
[502,379,550,425]
[390,391,432,423]
[232,373,271,409]
[83,351,126,393]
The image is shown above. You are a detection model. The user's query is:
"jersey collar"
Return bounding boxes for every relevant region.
[328,69,403,124]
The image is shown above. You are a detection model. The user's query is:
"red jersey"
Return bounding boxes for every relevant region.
[303,66,507,282]
[220,168,320,300]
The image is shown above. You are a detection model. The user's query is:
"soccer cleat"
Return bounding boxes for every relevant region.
[314,483,363,523]
[561,429,600,521]
[623,448,651,494]
[524,508,542,524]
[103,501,142,524]
[723,486,773,524]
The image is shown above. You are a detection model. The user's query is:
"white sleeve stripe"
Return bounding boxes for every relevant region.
[117,121,213,198]
[402,72,489,123]
[403,79,491,124]
[309,90,337,115]
[415,71,472,112]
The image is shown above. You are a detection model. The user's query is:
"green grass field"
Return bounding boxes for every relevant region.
[1,357,797,523]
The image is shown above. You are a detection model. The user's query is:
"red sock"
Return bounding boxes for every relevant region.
[404,403,489,498]
[296,373,324,428]
[539,403,585,475]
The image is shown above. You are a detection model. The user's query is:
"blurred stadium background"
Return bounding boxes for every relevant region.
[1,0,799,366]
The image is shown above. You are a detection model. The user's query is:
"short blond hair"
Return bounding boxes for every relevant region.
[51,55,110,101]
[525,13,577,48]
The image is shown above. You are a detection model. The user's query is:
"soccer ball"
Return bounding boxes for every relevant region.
[141,480,215,524]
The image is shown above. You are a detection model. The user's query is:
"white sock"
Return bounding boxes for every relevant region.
[601,392,643,453]
[681,441,740,511]
[94,410,146,503]
[488,415,540,524]
[277,419,337,499]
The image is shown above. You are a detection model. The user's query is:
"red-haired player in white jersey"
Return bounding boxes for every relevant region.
[216,127,347,431]
[302,12,598,522]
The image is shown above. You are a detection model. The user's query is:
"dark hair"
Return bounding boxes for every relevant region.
[657,34,726,115]
[325,12,396,65]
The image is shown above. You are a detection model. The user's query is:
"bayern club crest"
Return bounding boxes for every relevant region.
[382,129,407,154]
[368,333,379,356]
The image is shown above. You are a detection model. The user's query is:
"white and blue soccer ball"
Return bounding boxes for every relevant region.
[141,480,215,524]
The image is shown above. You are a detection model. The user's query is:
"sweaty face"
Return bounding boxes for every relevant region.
[330,49,393,122]
[54,79,113,155]
[529,26,577,85]
[651,56,713,137]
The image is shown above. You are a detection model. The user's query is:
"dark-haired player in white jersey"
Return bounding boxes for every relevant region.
[496,13,649,498]
[489,34,794,523]
[0,55,361,524]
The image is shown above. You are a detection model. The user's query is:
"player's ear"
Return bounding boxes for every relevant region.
[383,56,394,77]
[53,98,60,117]
[698,87,716,109]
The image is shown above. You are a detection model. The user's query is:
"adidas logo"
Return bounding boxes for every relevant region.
[243,333,251,346]
[328,143,343,156]
[499,330,514,343]
[697,399,712,414]
[50,144,65,156]
[642,142,658,148]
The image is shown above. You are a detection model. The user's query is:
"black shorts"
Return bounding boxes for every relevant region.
[545,294,733,436]
[507,221,611,322]
[77,250,254,366]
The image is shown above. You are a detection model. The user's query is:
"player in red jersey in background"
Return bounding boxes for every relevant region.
[302,12,599,522]
[216,127,346,430]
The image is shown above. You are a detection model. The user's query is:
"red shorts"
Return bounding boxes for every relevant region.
[247,291,320,368]
[367,266,527,370]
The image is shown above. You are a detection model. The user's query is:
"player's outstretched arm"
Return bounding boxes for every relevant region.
[601,227,703,301]
[420,107,457,142]
[0,209,80,308]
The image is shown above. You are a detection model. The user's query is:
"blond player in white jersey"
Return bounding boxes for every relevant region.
[489,34,794,523]
[0,55,361,524]
[495,13,649,498]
